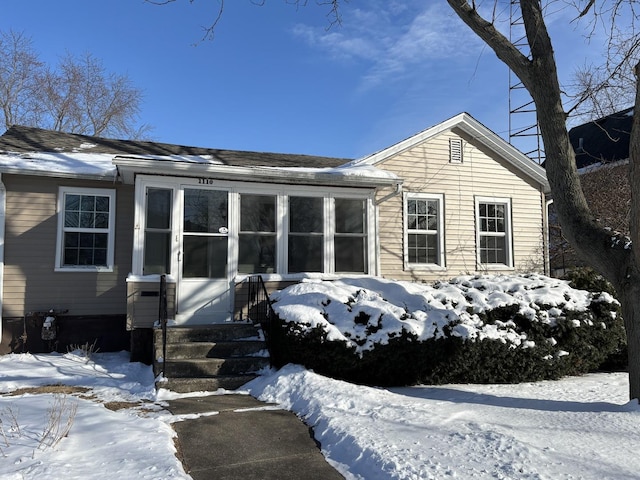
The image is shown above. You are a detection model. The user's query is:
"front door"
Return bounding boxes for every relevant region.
[176,187,231,324]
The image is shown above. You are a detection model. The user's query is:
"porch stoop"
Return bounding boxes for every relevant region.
[154,324,270,393]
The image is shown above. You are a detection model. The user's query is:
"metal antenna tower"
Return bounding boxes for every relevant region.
[509,1,545,164]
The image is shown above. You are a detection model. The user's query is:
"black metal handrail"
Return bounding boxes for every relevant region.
[246,275,276,340]
[159,274,168,377]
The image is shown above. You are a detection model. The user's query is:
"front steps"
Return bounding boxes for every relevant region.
[154,323,270,393]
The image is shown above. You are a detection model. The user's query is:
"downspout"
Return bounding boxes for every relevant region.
[374,182,403,277]
[545,197,553,276]
[0,174,5,343]
[375,181,403,206]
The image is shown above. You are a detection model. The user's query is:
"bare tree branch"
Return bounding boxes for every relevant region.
[145,0,346,42]
[0,31,149,139]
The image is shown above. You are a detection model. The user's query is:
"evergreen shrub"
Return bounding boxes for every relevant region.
[268,276,625,386]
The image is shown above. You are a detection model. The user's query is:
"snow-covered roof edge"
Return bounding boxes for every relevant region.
[113,155,400,187]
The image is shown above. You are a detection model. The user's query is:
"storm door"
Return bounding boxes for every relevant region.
[176,187,231,324]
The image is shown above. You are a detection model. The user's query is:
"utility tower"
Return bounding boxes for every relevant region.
[508,1,545,164]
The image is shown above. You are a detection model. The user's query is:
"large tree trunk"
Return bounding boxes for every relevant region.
[448,0,639,401]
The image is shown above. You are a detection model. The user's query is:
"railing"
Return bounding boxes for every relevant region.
[159,274,168,377]
[246,275,277,340]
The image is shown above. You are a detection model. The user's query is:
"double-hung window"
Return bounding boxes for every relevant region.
[56,187,116,271]
[405,193,445,268]
[476,196,512,267]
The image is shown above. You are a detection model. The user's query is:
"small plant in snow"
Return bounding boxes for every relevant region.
[0,406,21,457]
[68,339,100,363]
[0,394,78,457]
[39,394,78,450]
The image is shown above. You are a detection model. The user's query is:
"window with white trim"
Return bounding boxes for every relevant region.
[144,187,173,275]
[405,193,445,267]
[334,198,368,273]
[56,187,116,271]
[288,196,324,273]
[238,194,277,274]
[476,197,512,267]
[285,194,370,274]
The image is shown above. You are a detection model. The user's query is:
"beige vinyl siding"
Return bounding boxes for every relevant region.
[126,280,176,329]
[3,174,134,317]
[376,129,545,282]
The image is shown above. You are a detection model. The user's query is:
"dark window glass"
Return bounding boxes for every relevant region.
[183,189,228,233]
[183,236,228,278]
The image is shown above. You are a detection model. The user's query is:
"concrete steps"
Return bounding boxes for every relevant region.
[154,323,270,393]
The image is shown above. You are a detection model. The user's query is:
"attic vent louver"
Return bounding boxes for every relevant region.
[449,138,463,164]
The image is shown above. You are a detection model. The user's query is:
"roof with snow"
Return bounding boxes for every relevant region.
[0,125,400,187]
[0,125,349,168]
[569,107,633,169]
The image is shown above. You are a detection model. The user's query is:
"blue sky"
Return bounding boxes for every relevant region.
[1,1,607,159]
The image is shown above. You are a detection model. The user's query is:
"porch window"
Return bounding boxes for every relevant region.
[288,196,323,273]
[144,187,172,275]
[405,193,444,267]
[334,198,367,273]
[476,197,512,267]
[239,194,276,274]
[56,187,115,271]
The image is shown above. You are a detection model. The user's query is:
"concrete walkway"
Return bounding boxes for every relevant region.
[165,394,344,480]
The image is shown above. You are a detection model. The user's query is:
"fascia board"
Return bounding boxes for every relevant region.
[113,156,399,188]
[0,165,116,181]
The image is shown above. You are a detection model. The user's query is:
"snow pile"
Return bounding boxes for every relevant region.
[271,274,614,353]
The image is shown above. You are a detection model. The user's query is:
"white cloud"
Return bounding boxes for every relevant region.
[291,3,485,90]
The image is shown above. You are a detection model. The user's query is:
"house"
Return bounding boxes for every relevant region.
[550,107,633,274]
[0,113,550,363]
[569,106,633,169]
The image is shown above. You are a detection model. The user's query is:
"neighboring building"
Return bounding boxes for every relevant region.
[569,107,633,169]
[0,113,550,360]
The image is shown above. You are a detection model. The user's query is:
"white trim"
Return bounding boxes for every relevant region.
[403,192,446,271]
[352,112,549,193]
[114,156,399,188]
[475,196,514,269]
[132,175,377,279]
[0,174,5,341]
[55,186,116,272]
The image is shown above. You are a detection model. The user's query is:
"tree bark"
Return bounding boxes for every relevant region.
[448,0,640,401]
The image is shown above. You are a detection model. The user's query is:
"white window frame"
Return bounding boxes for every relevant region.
[55,186,116,272]
[475,196,513,269]
[284,191,373,275]
[131,175,376,279]
[403,193,445,270]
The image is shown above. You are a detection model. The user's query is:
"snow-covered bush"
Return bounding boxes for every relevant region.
[268,274,625,386]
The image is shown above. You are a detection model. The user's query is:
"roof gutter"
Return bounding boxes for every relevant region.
[113,156,399,188]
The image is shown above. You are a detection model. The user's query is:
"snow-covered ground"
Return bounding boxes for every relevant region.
[0,351,190,480]
[1,350,638,480]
